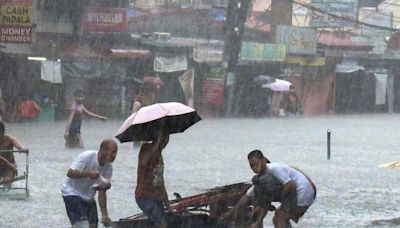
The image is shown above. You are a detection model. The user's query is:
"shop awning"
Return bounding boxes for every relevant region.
[62,44,152,59]
[335,59,365,73]
[62,44,104,58]
[109,49,152,59]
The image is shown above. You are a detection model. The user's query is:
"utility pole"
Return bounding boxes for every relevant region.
[222,0,251,116]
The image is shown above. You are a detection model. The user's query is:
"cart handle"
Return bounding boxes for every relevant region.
[0,150,29,154]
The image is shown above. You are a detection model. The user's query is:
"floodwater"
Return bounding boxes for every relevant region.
[1,114,400,227]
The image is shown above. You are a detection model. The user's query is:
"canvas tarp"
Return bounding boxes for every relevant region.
[375,73,387,105]
[61,60,127,79]
[178,69,194,107]
[41,60,62,83]
[154,53,188,72]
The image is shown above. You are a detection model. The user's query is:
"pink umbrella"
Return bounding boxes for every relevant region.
[261,79,292,92]
[115,102,201,142]
[142,76,164,87]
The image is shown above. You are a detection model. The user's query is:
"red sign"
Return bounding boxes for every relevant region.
[202,78,225,105]
[0,0,33,43]
[82,7,126,32]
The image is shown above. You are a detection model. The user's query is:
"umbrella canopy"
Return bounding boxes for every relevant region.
[261,79,292,91]
[115,102,201,142]
[253,75,275,85]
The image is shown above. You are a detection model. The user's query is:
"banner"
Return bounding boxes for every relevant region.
[178,69,194,107]
[154,53,188,72]
[0,0,33,43]
[82,7,126,32]
[276,25,317,55]
[202,78,224,105]
[310,0,358,28]
[240,42,286,62]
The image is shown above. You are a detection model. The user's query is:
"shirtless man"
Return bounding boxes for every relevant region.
[135,130,170,228]
[0,121,28,186]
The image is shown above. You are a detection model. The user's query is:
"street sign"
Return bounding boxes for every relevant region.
[0,0,33,43]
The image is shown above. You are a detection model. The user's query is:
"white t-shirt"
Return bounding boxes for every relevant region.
[246,163,315,206]
[61,151,113,201]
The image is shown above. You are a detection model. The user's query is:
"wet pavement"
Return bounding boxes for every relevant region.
[1,114,400,227]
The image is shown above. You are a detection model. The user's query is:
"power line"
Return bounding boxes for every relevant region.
[359,6,400,24]
[293,0,400,32]
[381,1,400,7]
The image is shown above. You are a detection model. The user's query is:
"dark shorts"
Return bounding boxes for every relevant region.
[62,195,98,226]
[279,191,311,223]
[136,197,166,226]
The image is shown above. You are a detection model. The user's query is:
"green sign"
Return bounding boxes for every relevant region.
[240,42,286,62]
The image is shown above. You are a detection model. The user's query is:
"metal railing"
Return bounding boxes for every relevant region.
[0,150,29,198]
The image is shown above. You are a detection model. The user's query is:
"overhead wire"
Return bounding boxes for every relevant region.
[359,5,400,24]
[381,1,400,7]
[292,0,400,32]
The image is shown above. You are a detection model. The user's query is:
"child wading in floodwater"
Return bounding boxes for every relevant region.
[64,89,107,148]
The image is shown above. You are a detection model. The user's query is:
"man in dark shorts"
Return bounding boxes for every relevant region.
[135,130,170,228]
[0,121,27,187]
[221,150,316,228]
[61,139,117,227]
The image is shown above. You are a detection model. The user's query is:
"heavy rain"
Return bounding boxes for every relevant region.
[1,0,400,228]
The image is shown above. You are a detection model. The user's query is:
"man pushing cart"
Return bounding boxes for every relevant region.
[0,121,29,198]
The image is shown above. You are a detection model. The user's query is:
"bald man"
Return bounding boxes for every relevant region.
[61,139,118,228]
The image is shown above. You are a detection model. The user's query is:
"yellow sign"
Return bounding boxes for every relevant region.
[285,56,326,66]
[0,4,33,26]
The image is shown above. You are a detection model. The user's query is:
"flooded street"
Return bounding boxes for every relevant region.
[1,114,400,227]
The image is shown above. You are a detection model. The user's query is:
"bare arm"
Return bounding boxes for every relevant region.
[98,190,111,226]
[33,102,40,112]
[83,107,107,120]
[0,156,17,172]
[281,180,296,199]
[250,207,268,228]
[8,136,27,151]
[132,101,141,113]
[160,181,169,208]
[220,194,251,221]
[67,168,99,179]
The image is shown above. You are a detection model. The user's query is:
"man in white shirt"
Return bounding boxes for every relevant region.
[61,139,117,228]
[221,150,316,228]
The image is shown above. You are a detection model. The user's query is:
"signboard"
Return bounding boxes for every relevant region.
[0,0,33,43]
[276,25,317,55]
[240,42,286,62]
[310,0,358,28]
[361,9,392,54]
[202,78,224,105]
[362,10,392,35]
[202,67,224,105]
[285,56,325,66]
[82,7,126,32]
[154,53,188,72]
